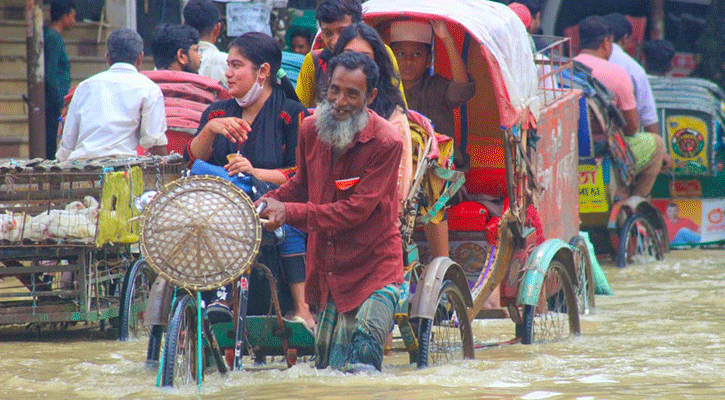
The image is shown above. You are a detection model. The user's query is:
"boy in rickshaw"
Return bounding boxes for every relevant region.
[261,52,404,372]
[389,20,476,257]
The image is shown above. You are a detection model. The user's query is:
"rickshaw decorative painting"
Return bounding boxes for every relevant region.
[649,75,725,248]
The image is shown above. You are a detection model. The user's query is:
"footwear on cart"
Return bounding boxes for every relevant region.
[206,301,232,324]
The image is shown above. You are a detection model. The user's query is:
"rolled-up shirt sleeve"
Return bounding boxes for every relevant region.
[138,85,168,149]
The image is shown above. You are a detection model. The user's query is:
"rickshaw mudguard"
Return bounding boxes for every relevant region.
[409,257,473,321]
[516,239,576,306]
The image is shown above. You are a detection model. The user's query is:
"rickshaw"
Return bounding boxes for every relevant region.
[648,76,725,248]
[0,155,183,335]
[363,0,591,357]
[566,61,668,268]
[141,1,594,388]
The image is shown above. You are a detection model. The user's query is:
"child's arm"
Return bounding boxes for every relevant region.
[432,20,469,83]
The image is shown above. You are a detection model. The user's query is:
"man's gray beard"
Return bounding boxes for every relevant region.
[315,100,368,151]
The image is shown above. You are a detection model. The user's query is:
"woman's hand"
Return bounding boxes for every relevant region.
[205,117,251,144]
[225,154,256,176]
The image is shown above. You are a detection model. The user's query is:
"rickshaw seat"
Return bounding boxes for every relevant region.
[464,167,507,197]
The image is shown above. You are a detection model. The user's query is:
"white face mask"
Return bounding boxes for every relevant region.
[235,72,264,108]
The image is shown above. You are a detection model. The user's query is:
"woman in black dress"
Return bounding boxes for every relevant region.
[186,32,314,329]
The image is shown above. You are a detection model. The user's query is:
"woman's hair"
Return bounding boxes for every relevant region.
[228,32,299,102]
[333,22,405,119]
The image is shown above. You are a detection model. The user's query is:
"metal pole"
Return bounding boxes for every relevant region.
[26,0,46,158]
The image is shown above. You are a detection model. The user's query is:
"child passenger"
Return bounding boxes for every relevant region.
[390,20,475,258]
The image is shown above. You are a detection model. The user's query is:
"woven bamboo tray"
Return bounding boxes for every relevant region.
[139,176,261,290]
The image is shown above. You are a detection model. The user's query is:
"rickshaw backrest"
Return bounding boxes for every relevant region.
[141,70,231,155]
[649,75,725,177]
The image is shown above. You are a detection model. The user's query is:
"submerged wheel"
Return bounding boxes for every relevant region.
[617,213,662,268]
[161,294,202,388]
[416,280,474,368]
[118,258,155,341]
[521,260,580,345]
[569,236,596,315]
[146,325,164,368]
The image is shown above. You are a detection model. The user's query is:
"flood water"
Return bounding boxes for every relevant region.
[1,248,724,399]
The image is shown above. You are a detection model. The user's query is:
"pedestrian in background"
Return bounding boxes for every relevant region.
[183,0,229,87]
[44,0,76,160]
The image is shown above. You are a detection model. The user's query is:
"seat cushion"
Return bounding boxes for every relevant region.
[464,167,507,197]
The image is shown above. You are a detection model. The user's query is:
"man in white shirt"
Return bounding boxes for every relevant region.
[603,13,659,135]
[57,28,168,161]
[183,0,228,87]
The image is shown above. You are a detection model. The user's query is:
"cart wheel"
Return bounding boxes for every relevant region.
[569,236,595,315]
[145,325,164,369]
[520,260,580,345]
[416,280,474,368]
[161,294,202,388]
[617,213,662,268]
[118,258,155,341]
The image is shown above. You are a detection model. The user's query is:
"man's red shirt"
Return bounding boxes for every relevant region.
[266,109,404,313]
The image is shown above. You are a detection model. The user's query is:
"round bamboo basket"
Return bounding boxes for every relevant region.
[139,176,261,290]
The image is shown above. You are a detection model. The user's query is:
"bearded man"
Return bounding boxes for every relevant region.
[260,52,404,372]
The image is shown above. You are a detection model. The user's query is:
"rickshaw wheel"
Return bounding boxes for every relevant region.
[416,280,474,368]
[118,258,155,341]
[521,260,580,345]
[569,237,595,315]
[161,294,202,387]
[617,214,662,268]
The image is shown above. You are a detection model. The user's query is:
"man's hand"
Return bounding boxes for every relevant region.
[225,155,255,176]
[206,117,251,145]
[256,197,286,230]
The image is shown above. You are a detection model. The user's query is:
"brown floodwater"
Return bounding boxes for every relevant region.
[1,248,724,399]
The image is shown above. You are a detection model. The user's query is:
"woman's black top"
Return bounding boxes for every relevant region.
[186,85,308,172]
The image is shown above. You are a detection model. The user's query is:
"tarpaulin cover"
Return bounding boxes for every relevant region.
[363,0,540,127]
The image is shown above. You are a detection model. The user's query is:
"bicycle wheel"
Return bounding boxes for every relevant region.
[520,260,580,345]
[417,280,474,368]
[617,213,662,268]
[118,258,155,341]
[569,236,595,315]
[145,325,164,369]
[161,294,202,387]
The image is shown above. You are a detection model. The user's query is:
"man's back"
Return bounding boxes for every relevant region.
[574,53,637,113]
[58,63,167,161]
[608,43,657,128]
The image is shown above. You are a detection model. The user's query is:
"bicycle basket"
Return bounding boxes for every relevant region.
[139,175,262,290]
